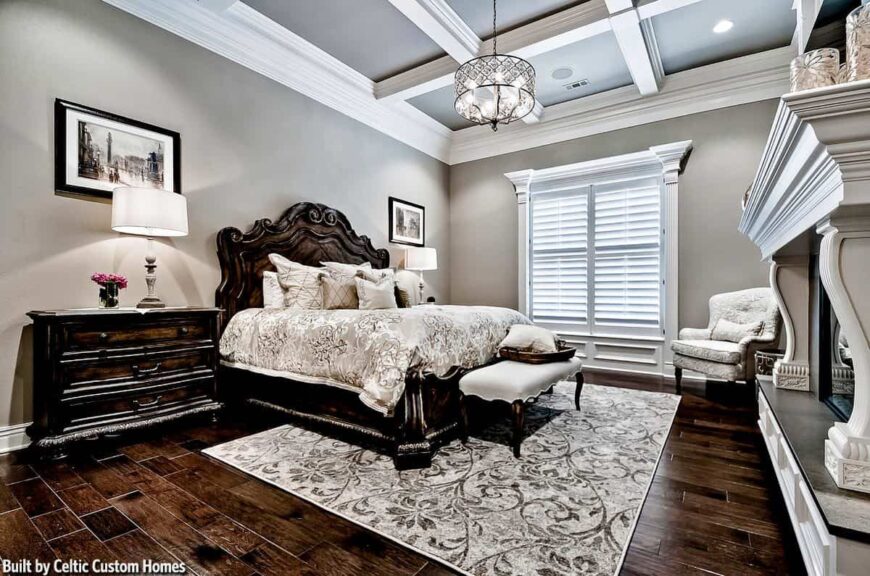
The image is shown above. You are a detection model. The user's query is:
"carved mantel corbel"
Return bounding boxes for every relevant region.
[769,256,811,391]
[819,216,870,493]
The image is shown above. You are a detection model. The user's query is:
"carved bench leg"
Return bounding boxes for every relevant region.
[458,392,469,443]
[674,367,683,395]
[512,400,524,458]
[574,372,584,410]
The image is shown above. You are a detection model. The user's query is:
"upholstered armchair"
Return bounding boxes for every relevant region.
[672,287,781,393]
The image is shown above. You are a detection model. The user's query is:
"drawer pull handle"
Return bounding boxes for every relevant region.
[132,363,161,377]
[99,332,109,342]
[132,395,162,409]
[180,327,189,336]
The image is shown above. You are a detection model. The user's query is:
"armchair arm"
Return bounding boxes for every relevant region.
[737,332,778,355]
[678,327,712,340]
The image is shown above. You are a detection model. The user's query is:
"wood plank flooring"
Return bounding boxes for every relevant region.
[0,373,803,575]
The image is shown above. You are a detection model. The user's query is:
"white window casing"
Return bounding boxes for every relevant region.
[507,140,692,376]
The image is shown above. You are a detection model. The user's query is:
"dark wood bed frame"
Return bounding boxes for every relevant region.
[215,202,463,469]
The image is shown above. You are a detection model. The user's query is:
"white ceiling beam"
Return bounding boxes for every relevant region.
[101,0,452,162]
[609,8,660,95]
[386,0,479,62]
[792,0,824,54]
[640,18,665,86]
[375,0,612,102]
[450,46,792,164]
[195,0,238,12]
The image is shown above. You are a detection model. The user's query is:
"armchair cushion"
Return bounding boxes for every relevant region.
[711,319,763,343]
[672,339,743,364]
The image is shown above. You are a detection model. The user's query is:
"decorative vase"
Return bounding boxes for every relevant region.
[99,282,120,309]
[790,48,840,92]
[847,0,870,82]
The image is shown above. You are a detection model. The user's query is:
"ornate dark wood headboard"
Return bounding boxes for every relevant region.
[215,202,389,328]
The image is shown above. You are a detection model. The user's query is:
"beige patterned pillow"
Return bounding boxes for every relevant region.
[321,262,372,309]
[358,267,395,284]
[277,268,325,310]
[321,274,359,309]
[355,277,398,310]
[262,271,284,308]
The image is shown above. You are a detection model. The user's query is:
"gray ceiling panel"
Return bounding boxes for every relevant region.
[651,0,796,75]
[244,0,447,81]
[446,0,587,38]
[408,86,476,131]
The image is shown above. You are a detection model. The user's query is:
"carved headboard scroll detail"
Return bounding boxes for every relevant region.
[215,202,389,329]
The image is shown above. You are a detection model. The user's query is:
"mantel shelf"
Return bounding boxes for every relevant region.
[740,79,870,260]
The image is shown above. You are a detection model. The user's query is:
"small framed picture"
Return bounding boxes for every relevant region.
[55,99,181,201]
[389,197,425,247]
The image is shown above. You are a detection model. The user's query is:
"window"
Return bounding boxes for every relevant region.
[530,176,663,335]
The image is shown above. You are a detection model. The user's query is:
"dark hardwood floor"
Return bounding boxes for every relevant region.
[0,372,803,576]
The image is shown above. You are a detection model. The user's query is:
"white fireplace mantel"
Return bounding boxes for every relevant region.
[740,80,870,495]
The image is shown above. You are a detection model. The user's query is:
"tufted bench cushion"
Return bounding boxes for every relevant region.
[460,358,583,403]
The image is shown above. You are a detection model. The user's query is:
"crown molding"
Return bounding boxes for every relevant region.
[101,0,452,162]
[449,47,792,164]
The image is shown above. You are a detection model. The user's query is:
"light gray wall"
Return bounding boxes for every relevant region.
[0,0,449,427]
[449,100,777,331]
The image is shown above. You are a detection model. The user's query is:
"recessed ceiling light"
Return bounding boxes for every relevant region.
[551,67,574,80]
[713,19,734,34]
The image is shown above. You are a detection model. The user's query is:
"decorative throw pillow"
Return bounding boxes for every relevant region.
[322,274,360,310]
[355,277,398,310]
[321,262,372,309]
[711,319,763,343]
[358,267,395,283]
[262,271,284,308]
[277,268,325,310]
[395,286,412,308]
[498,324,558,353]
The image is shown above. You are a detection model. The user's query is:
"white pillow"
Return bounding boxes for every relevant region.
[711,319,763,343]
[498,325,558,353]
[355,277,398,310]
[321,261,372,277]
[262,271,284,308]
[277,268,325,310]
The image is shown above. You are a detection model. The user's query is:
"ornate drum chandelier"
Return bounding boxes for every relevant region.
[454,0,536,131]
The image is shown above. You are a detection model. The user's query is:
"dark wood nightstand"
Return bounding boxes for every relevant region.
[26,307,222,456]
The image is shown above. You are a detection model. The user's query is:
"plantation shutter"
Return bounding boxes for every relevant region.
[592,180,662,326]
[530,191,588,322]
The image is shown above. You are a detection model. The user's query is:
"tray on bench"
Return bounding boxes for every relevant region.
[498,341,577,364]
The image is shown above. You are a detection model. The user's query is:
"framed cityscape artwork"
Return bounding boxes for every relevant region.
[389,197,425,247]
[54,99,181,201]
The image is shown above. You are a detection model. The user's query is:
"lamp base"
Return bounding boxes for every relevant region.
[136,296,165,309]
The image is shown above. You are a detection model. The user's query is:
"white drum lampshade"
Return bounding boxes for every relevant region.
[111,187,188,237]
[111,187,188,308]
[405,247,437,271]
[405,247,437,303]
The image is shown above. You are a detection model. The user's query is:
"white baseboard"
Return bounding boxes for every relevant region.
[0,423,31,454]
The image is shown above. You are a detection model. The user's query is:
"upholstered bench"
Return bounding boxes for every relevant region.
[458,357,583,457]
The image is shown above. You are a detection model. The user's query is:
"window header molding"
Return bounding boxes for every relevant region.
[505,140,692,198]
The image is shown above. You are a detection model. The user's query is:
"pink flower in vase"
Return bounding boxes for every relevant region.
[91,273,128,289]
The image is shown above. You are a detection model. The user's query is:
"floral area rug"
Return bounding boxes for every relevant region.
[204,383,679,576]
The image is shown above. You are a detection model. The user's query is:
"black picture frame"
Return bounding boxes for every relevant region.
[54,99,181,202]
[388,197,425,247]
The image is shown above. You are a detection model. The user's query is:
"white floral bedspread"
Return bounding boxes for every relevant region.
[220,305,531,414]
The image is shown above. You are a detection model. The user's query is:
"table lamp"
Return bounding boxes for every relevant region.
[405,247,437,303]
[112,187,188,308]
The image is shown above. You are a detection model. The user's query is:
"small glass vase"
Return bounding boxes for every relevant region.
[99,282,120,309]
[847,0,870,82]
[790,48,840,92]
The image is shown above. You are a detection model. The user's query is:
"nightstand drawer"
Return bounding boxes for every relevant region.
[62,317,211,351]
[62,376,214,430]
[60,345,214,392]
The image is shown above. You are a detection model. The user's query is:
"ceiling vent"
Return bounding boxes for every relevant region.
[564,79,590,91]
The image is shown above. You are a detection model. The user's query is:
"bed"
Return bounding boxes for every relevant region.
[215,202,528,468]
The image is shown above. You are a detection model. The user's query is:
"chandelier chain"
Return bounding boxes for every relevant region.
[492,0,497,55]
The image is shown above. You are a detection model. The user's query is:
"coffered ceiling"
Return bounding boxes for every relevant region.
[105,0,818,164]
